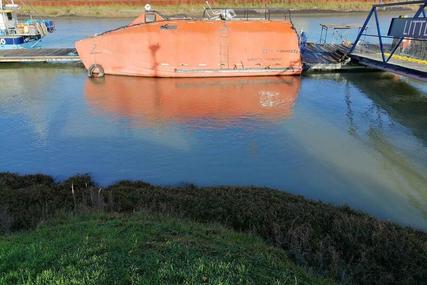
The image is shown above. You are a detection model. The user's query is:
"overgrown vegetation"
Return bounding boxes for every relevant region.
[0,212,332,285]
[0,173,426,284]
[19,1,418,18]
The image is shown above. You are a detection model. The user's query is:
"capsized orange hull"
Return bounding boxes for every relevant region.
[85,76,301,125]
[76,16,302,78]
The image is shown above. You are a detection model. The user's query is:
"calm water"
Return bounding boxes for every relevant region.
[0,15,427,230]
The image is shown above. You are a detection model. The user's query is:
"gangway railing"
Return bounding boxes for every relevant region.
[349,0,427,64]
[203,7,291,21]
[319,24,365,45]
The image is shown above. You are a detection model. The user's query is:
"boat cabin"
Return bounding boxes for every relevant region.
[0,1,54,49]
[0,9,18,35]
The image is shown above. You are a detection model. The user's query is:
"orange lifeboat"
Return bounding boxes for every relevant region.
[85,76,301,125]
[76,5,302,78]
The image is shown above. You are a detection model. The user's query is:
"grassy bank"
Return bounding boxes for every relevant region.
[0,212,331,284]
[19,2,416,18]
[0,173,426,284]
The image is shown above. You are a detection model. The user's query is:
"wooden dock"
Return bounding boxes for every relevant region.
[302,43,367,72]
[0,48,80,63]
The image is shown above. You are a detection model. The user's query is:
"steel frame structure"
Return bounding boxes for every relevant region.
[349,0,427,63]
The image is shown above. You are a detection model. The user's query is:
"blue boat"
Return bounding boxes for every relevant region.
[0,0,54,49]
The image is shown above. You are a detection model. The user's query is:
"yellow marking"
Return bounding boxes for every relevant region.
[385,53,427,65]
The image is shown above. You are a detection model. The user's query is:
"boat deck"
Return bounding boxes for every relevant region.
[0,48,80,63]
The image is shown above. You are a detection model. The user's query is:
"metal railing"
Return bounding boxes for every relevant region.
[203,7,291,21]
[350,0,427,63]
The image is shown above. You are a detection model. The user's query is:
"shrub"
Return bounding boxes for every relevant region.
[0,173,426,284]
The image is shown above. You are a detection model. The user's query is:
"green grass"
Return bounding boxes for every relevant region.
[0,212,331,285]
[1,173,426,284]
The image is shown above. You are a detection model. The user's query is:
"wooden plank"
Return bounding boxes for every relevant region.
[302,43,366,72]
[0,57,80,63]
[0,48,79,63]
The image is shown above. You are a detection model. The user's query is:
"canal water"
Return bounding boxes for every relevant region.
[0,14,426,230]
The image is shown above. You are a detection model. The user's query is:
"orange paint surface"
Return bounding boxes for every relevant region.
[85,76,301,125]
[76,13,303,77]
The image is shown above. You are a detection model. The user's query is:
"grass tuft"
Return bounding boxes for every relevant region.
[0,212,332,285]
[0,173,426,284]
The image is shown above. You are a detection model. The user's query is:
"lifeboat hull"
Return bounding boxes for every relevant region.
[76,20,302,78]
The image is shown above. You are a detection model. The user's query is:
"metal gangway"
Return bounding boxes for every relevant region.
[349,0,427,81]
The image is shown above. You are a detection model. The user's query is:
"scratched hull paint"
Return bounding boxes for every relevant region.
[76,18,302,77]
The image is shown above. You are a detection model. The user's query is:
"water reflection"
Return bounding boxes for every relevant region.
[343,74,427,224]
[1,65,426,230]
[343,73,427,145]
[294,73,427,228]
[85,76,301,127]
[0,64,82,142]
